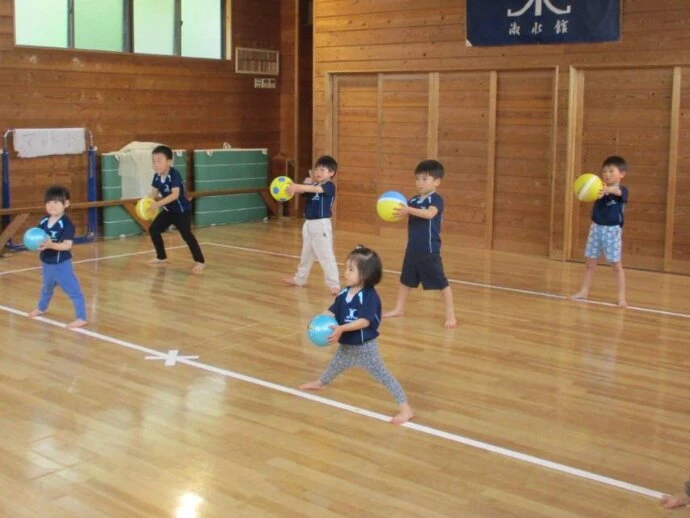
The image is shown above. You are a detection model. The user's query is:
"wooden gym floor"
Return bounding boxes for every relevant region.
[0,219,689,517]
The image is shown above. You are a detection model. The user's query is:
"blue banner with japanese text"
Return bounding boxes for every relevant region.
[466,0,620,47]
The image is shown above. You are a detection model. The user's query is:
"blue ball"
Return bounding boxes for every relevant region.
[23,227,49,251]
[307,315,339,347]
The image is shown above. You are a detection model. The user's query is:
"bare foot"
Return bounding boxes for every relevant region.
[328,286,340,295]
[570,290,588,301]
[67,319,87,329]
[444,316,457,329]
[660,494,690,509]
[28,309,45,318]
[391,403,415,425]
[147,258,167,267]
[283,277,304,287]
[383,309,404,318]
[192,262,206,274]
[299,380,326,390]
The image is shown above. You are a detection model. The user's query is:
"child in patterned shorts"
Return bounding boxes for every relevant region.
[571,156,628,307]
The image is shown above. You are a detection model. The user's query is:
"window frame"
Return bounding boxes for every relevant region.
[14,0,229,60]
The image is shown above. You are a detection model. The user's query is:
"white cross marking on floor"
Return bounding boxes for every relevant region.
[145,349,199,366]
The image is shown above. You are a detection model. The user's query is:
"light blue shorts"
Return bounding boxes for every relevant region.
[584,223,622,263]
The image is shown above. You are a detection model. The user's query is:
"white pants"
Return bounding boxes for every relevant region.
[294,218,339,289]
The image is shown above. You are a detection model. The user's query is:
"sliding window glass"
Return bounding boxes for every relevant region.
[75,0,124,52]
[182,0,222,59]
[14,0,226,59]
[133,0,175,56]
[15,0,68,48]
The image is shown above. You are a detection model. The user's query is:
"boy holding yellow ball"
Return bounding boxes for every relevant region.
[571,155,628,307]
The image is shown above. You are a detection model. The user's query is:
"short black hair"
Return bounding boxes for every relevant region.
[152,145,173,160]
[415,159,445,179]
[347,245,382,288]
[315,155,337,175]
[44,185,70,203]
[602,155,627,173]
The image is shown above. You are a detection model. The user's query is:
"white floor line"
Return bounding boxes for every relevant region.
[204,242,690,320]
[0,301,665,501]
[0,245,192,277]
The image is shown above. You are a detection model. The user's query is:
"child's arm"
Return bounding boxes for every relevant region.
[328,318,370,344]
[287,183,324,195]
[395,205,438,220]
[601,185,623,197]
[39,239,73,252]
[152,187,180,209]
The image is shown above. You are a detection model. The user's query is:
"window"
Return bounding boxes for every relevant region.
[14,0,227,59]
[182,0,222,59]
[15,0,68,48]
[133,0,176,56]
[75,0,124,52]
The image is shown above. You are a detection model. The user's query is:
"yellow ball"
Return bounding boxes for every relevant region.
[376,191,407,222]
[270,176,294,202]
[135,197,159,221]
[573,173,603,202]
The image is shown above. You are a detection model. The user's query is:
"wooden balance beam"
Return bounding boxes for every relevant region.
[0,187,279,253]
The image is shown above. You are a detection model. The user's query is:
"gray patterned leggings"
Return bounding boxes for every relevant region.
[320,340,407,404]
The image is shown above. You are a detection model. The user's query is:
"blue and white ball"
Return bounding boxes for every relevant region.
[376,191,407,222]
[307,314,338,347]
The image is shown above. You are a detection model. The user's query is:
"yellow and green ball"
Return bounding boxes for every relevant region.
[270,176,294,202]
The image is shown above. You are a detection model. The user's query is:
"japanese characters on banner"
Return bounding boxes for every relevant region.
[466,0,620,47]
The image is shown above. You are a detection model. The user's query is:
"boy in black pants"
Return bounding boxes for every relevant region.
[147,145,205,274]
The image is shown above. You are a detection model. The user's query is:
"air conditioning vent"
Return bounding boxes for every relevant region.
[235,47,279,75]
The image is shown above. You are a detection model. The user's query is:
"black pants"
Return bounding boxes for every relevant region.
[149,210,205,263]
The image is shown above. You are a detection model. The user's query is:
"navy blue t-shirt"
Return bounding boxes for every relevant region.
[406,192,444,255]
[591,186,628,227]
[38,215,74,264]
[304,181,335,220]
[151,167,191,213]
[328,287,381,345]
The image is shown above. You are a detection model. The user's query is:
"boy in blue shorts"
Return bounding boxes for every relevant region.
[28,186,87,328]
[383,159,457,328]
[146,145,206,274]
[571,155,628,307]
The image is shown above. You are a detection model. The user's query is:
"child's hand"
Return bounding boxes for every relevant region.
[393,204,409,217]
[597,186,607,199]
[327,325,342,345]
[37,239,52,251]
[303,176,314,185]
[286,183,298,195]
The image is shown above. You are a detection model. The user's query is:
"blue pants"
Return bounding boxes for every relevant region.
[38,260,87,321]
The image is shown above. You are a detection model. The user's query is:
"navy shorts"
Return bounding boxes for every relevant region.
[400,253,449,290]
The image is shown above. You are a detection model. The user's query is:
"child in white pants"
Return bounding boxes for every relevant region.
[284,155,340,294]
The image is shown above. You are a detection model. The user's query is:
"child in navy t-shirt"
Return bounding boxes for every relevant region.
[299,246,414,425]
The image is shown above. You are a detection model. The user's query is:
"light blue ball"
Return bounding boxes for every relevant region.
[23,227,49,251]
[307,315,338,347]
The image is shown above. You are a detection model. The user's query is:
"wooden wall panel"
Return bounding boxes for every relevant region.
[314,0,690,273]
[576,68,672,271]
[438,72,491,248]
[673,67,690,269]
[332,75,379,234]
[0,0,281,236]
[493,71,554,255]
